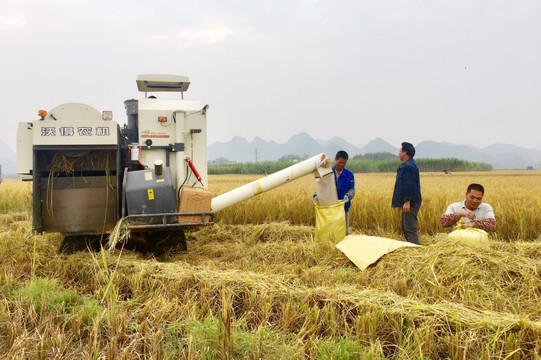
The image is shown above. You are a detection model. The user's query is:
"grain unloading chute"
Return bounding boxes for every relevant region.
[16,74,334,253]
[210,154,333,212]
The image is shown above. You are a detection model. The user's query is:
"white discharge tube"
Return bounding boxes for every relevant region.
[211,153,332,212]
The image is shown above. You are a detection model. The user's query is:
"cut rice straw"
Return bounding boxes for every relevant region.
[106,217,130,251]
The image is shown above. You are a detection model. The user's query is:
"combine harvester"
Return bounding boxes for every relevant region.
[17,75,333,253]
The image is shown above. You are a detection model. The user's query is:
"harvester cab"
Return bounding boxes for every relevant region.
[17,74,335,253]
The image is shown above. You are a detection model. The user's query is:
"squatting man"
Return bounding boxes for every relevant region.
[439,183,496,232]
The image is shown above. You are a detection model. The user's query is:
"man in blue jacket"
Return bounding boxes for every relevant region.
[392,142,422,244]
[313,150,355,234]
[333,150,355,234]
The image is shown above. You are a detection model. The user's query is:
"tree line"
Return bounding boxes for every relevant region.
[208,154,492,175]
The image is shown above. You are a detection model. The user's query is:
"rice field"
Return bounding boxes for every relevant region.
[214,170,541,241]
[1,171,541,359]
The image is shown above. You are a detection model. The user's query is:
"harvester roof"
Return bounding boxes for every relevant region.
[136,74,191,93]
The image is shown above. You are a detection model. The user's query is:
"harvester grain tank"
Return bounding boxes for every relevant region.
[16,75,333,252]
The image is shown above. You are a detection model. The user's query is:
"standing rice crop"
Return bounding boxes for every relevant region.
[0,179,32,213]
[210,170,541,241]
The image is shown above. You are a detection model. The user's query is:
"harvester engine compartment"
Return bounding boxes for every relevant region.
[124,167,177,225]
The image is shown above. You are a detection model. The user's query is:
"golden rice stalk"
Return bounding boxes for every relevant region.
[106,218,130,251]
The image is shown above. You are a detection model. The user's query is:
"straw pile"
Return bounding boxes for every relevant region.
[1,221,533,358]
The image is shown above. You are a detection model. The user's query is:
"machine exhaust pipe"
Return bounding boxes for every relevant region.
[154,160,164,176]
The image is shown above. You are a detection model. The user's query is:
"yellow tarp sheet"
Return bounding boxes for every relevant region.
[315,201,346,242]
[336,235,420,271]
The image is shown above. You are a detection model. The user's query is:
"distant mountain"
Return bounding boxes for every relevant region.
[362,138,397,154]
[0,140,16,174]
[484,143,538,156]
[415,141,541,169]
[483,143,541,169]
[207,134,388,163]
[416,141,492,163]
[4,132,538,172]
[10,133,537,171]
[208,136,257,162]
[281,132,324,158]
[318,136,363,156]
[208,134,541,169]
[208,135,395,164]
[208,132,363,163]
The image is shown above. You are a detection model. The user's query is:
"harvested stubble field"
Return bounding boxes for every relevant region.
[1,171,541,359]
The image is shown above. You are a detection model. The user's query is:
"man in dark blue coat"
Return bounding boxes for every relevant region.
[392,142,422,244]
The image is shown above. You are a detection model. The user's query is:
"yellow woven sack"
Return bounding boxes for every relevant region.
[448,228,489,244]
[315,201,346,242]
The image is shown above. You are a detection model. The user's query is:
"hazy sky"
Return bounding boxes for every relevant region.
[1,0,540,153]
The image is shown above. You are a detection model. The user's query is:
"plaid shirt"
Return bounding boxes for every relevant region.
[440,201,496,232]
